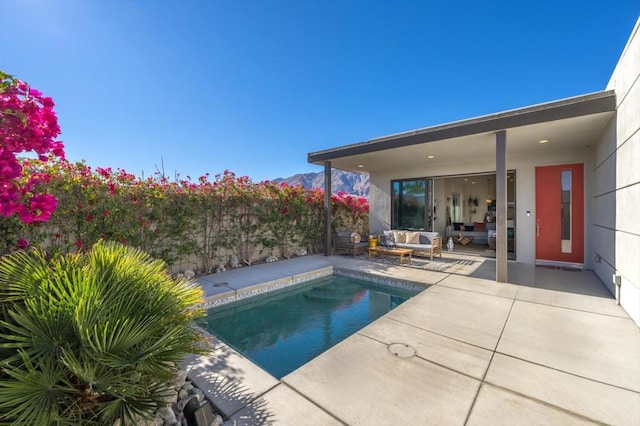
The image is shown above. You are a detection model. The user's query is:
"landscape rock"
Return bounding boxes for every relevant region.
[183,269,195,279]
[173,370,187,389]
[159,390,178,406]
[158,407,177,424]
[191,388,205,402]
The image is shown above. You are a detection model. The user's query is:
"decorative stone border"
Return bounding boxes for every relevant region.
[333,267,428,293]
[199,268,333,310]
[199,266,428,311]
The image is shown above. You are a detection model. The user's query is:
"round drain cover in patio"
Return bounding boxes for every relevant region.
[388,343,416,358]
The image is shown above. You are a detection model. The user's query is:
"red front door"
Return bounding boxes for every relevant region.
[535,163,584,264]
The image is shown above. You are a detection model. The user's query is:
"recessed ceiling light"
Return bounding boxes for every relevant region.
[427,155,435,159]
[472,181,476,184]
[539,139,548,144]
[464,178,468,181]
[357,164,364,168]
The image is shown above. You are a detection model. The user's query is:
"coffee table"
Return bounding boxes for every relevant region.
[368,247,413,264]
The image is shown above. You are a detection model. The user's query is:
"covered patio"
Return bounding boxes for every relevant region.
[308,91,616,285]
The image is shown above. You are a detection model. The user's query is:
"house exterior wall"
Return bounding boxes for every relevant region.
[369,145,594,266]
[598,18,640,326]
[365,17,639,326]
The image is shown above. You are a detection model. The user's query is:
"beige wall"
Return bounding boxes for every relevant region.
[596,18,640,326]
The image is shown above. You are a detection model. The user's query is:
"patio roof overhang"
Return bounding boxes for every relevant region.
[308,90,616,173]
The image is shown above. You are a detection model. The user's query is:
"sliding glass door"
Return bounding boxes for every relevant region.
[391,178,434,231]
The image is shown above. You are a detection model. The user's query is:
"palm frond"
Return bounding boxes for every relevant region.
[0,351,77,425]
[0,241,208,424]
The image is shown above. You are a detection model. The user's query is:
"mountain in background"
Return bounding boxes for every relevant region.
[273,170,369,197]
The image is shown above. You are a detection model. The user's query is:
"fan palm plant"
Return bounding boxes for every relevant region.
[0,241,207,425]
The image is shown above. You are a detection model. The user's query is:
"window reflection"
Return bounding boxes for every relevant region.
[392,180,426,229]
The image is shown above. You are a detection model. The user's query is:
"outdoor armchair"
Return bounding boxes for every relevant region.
[333,231,368,256]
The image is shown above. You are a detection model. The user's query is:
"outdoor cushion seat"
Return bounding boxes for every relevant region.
[334,231,368,256]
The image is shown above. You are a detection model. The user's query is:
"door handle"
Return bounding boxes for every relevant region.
[536,224,540,237]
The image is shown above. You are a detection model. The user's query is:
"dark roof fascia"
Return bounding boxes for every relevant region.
[308,90,616,163]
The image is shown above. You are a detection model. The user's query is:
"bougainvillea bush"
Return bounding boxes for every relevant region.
[0,71,64,224]
[1,160,369,271]
[0,70,368,271]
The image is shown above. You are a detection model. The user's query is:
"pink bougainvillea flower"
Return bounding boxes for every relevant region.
[1,71,64,223]
[16,239,29,249]
[16,193,57,223]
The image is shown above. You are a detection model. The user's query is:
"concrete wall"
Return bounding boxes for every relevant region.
[369,145,594,266]
[596,18,640,326]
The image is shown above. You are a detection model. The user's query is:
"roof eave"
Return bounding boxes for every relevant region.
[308,90,616,164]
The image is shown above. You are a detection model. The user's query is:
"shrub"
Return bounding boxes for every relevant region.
[0,241,207,425]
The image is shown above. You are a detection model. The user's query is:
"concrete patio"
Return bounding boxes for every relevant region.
[184,254,640,425]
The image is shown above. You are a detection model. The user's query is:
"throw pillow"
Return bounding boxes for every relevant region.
[383,230,395,243]
[392,231,406,243]
[464,225,474,232]
[419,234,431,244]
[405,232,420,244]
[474,222,486,232]
[350,232,361,243]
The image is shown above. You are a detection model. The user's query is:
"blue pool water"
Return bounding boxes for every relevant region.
[197,275,421,379]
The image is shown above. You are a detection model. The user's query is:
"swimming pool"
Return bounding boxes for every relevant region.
[197,274,423,378]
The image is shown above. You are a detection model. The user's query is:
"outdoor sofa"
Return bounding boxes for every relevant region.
[381,230,443,261]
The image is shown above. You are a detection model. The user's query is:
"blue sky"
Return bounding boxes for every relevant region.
[1,1,638,182]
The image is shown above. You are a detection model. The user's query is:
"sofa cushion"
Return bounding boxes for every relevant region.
[393,230,407,243]
[419,232,437,243]
[405,232,420,244]
[395,242,433,251]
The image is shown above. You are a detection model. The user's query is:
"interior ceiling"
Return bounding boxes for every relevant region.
[444,172,512,188]
[322,112,614,174]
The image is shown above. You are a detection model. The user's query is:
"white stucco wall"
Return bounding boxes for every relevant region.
[369,146,594,266]
[597,18,640,326]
